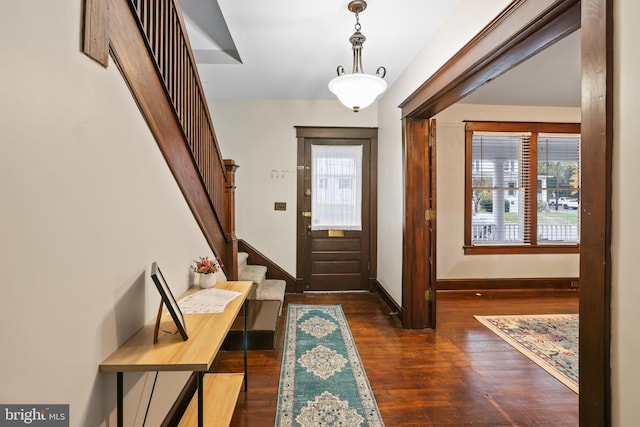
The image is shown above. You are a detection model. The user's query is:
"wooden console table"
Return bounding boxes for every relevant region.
[100,281,253,427]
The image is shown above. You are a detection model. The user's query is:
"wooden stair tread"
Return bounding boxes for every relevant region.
[231,251,285,350]
[232,300,280,332]
[177,373,244,427]
[256,279,286,304]
[237,251,249,267]
[238,264,267,285]
[223,300,281,350]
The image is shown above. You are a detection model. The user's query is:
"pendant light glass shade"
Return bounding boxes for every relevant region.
[330,0,386,113]
[328,73,387,112]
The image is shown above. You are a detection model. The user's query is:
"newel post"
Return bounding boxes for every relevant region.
[224,159,239,280]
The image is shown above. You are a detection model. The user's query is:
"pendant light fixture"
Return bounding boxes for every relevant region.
[328,0,387,112]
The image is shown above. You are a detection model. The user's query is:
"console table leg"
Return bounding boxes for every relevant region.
[117,372,123,427]
[197,371,204,427]
[243,299,248,392]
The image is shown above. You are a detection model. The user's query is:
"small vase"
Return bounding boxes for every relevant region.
[199,273,216,289]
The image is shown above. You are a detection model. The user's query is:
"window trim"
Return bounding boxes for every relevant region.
[464,121,581,255]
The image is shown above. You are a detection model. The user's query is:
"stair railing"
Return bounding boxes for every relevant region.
[129,0,227,230]
[83,0,238,276]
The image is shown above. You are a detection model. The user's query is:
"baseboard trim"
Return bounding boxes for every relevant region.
[372,279,404,324]
[437,277,579,291]
[238,239,296,292]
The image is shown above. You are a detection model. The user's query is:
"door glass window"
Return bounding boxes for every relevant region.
[311,145,362,230]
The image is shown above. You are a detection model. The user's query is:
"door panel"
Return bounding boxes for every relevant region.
[309,275,363,291]
[312,237,361,252]
[312,260,362,274]
[296,128,376,292]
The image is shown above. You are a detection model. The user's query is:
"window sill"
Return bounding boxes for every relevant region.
[463,244,580,255]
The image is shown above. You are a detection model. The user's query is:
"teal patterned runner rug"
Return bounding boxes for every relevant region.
[475,314,579,393]
[275,305,384,426]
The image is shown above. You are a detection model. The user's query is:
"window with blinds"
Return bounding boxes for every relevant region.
[470,132,531,244]
[465,122,580,254]
[537,133,581,244]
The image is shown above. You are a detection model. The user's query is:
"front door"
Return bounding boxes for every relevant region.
[296,127,377,292]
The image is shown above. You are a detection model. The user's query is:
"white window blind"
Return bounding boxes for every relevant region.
[311,145,362,231]
[470,129,581,246]
[471,132,530,244]
[537,133,581,244]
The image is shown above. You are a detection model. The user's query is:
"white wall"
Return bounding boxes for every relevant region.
[209,100,377,275]
[434,103,580,278]
[375,0,512,304]
[211,2,514,307]
[0,2,212,426]
[4,1,633,424]
[612,0,640,424]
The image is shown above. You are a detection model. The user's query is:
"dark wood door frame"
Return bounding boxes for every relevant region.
[401,118,437,328]
[401,118,430,327]
[398,0,611,425]
[295,126,379,293]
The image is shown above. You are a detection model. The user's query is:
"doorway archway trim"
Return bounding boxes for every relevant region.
[399,0,580,119]
[398,0,612,425]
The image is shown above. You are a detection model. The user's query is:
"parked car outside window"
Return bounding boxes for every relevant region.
[548,197,579,210]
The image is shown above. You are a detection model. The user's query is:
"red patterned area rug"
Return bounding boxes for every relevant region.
[474,314,579,393]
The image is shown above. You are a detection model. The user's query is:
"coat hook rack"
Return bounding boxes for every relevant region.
[271,169,295,179]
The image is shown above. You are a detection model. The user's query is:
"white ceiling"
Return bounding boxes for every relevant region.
[461,30,581,107]
[179,0,581,107]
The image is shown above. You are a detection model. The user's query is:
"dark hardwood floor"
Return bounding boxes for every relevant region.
[213,290,579,426]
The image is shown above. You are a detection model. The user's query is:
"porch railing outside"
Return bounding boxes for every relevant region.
[472,223,579,243]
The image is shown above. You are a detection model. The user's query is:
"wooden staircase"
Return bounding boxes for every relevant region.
[222,252,286,350]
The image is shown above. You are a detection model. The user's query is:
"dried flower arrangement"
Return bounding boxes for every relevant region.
[192,256,223,275]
